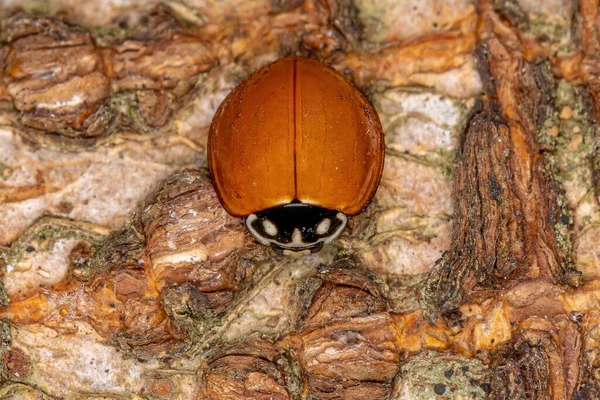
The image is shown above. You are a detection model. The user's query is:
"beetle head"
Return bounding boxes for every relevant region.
[245,202,348,255]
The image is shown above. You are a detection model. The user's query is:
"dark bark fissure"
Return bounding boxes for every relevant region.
[422,101,525,321]
[422,8,582,323]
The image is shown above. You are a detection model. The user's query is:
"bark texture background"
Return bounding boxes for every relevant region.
[0,0,599,399]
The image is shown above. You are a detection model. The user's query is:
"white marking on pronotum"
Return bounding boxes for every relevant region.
[291,228,304,245]
[246,214,269,246]
[324,213,347,245]
[262,219,278,236]
[316,218,331,235]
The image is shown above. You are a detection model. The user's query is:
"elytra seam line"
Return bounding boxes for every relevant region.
[292,58,298,197]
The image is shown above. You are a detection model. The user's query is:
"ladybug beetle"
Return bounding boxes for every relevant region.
[208,57,384,254]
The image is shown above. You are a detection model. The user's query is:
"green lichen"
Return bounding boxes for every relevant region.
[280,349,306,400]
[80,229,136,281]
[22,0,51,15]
[396,350,491,398]
[0,164,13,181]
[424,147,456,179]
[0,321,10,347]
[581,214,593,227]
[0,247,8,308]
[536,78,594,284]
[93,27,130,48]
[548,80,593,190]
[538,80,593,189]
[0,280,8,308]
[537,114,559,148]
[3,217,108,279]
[0,320,11,382]
[555,219,573,261]
[0,383,57,399]
[495,1,576,56]
[527,13,575,56]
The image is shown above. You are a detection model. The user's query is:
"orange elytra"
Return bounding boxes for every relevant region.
[208,56,384,254]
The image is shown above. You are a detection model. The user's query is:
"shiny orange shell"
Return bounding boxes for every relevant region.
[208,57,384,217]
